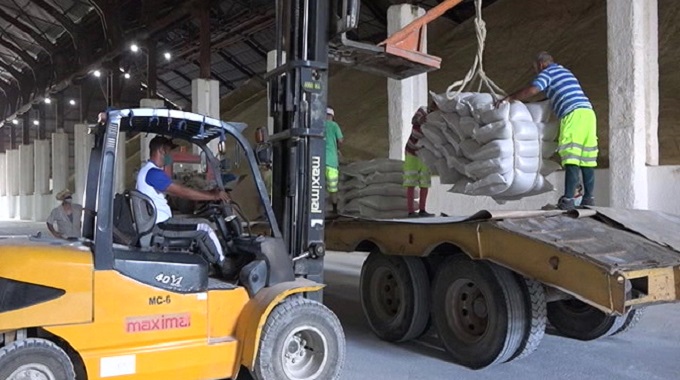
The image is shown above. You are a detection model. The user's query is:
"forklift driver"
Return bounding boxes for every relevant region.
[137,136,232,274]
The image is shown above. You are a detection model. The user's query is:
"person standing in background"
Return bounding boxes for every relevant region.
[46,189,83,239]
[325,106,344,215]
[404,103,436,218]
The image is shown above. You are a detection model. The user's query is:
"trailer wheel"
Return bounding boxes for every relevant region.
[0,338,76,380]
[254,297,345,380]
[509,278,546,361]
[547,299,627,340]
[360,252,430,342]
[431,257,527,369]
[612,307,645,336]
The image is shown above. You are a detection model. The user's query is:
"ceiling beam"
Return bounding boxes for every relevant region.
[217,50,263,83]
[0,35,38,68]
[0,8,56,54]
[157,77,190,103]
[30,0,80,44]
[243,37,268,58]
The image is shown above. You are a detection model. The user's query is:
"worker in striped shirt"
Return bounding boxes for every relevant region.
[499,52,597,210]
[404,102,436,217]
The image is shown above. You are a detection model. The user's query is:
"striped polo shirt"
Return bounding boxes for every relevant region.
[532,63,592,119]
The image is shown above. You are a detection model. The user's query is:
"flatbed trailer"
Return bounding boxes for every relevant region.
[324,207,680,368]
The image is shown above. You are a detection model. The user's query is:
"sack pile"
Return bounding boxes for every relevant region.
[415,92,560,202]
[333,159,409,218]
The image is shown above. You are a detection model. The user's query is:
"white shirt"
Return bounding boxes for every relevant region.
[136,161,173,224]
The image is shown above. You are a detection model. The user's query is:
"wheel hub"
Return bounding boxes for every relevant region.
[446,279,489,343]
[281,326,328,380]
[371,267,403,320]
[8,364,56,380]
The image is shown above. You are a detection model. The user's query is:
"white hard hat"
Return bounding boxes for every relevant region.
[326,107,334,116]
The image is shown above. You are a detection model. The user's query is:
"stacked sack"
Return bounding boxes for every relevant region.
[415,92,561,203]
[334,159,409,218]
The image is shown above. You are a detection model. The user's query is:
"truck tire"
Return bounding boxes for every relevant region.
[0,338,76,380]
[547,299,627,341]
[431,256,527,369]
[253,297,345,380]
[360,252,430,342]
[612,307,645,335]
[509,278,546,361]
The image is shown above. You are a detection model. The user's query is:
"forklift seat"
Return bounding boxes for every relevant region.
[126,190,193,250]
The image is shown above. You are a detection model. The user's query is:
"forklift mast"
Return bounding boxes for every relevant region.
[268,0,332,296]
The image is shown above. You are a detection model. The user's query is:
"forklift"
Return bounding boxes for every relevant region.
[0,0,447,379]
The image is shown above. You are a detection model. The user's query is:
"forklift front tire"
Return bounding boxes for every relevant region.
[253,297,345,380]
[0,338,76,380]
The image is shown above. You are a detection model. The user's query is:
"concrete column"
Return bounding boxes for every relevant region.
[51,130,69,195]
[387,4,428,161]
[0,153,6,219]
[19,144,34,220]
[192,78,220,154]
[115,132,126,194]
[6,149,19,219]
[0,153,5,197]
[139,98,165,162]
[645,2,659,166]
[74,124,93,205]
[607,0,656,209]
[33,139,52,221]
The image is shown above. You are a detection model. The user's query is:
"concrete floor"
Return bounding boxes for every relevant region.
[2,221,679,380]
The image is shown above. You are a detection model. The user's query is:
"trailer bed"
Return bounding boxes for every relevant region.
[324,207,680,314]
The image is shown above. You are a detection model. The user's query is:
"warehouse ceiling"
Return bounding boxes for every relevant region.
[0,0,496,126]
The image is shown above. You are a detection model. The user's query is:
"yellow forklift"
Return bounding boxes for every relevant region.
[0,0,451,378]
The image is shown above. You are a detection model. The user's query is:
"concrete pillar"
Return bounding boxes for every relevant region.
[33,139,52,221]
[645,2,659,166]
[6,149,19,218]
[387,4,428,161]
[115,132,126,194]
[0,153,5,197]
[139,98,165,162]
[19,144,34,220]
[607,0,656,209]
[192,78,220,154]
[52,130,69,195]
[0,153,6,219]
[74,124,93,205]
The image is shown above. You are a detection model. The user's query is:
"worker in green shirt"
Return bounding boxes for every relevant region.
[325,106,344,214]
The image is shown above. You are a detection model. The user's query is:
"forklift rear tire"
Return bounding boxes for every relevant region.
[0,338,76,380]
[547,299,627,340]
[254,297,345,380]
[360,252,430,342]
[431,257,527,369]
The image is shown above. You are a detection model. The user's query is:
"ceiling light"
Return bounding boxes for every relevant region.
[124,72,131,79]
[11,119,18,125]
[69,99,76,106]
[130,43,139,53]
[44,98,51,104]
[32,120,39,126]
[164,52,171,61]
[93,70,101,77]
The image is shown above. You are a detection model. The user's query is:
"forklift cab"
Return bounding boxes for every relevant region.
[84,109,299,296]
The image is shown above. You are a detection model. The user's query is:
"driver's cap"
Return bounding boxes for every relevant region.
[149,135,178,152]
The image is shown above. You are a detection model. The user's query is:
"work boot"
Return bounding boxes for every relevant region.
[418,210,435,217]
[581,197,595,207]
[408,212,419,218]
[557,196,575,211]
